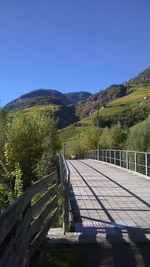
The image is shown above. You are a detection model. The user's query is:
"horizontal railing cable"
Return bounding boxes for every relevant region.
[77,149,150,177]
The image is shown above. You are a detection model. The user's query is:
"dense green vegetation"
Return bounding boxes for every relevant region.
[59,116,150,157]
[0,109,60,212]
[126,117,150,151]
[94,107,149,128]
[21,104,80,129]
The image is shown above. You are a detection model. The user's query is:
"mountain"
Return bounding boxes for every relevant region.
[3,67,150,133]
[65,91,91,104]
[59,82,150,155]
[4,89,92,112]
[59,67,150,155]
[76,67,150,119]
[76,84,128,119]
[127,67,150,85]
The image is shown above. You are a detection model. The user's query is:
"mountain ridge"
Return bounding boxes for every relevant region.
[3,67,150,129]
[4,89,92,112]
[126,67,150,85]
[76,67,150,118]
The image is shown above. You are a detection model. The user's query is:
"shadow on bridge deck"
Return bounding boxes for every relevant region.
[40,158,150,267]
[68,159,150,234]
[34,159,150,267]
[40,226,150,267]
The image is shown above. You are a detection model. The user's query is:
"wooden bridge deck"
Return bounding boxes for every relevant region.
[67,159,150,239]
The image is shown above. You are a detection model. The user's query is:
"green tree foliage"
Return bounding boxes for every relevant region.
[0,110,60,211]
[79,130,98,152]
[99,124,127,149]
[126,117,150,151]
[13,163,23,197]
[0,181,10,212]
[0,109,7,157]
[94,107,149,128]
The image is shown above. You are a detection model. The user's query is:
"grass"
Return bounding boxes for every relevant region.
[110,85,150,107]
[59,84,150,155]
[21,104,60,115]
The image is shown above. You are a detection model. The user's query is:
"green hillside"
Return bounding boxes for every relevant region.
[4,89,91,112]
[11,104,80,129]
[4,89,92,129]
[59,84,150,156]
[3,67,150,155]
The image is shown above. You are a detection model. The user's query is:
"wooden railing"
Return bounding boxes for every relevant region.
[59,152,70,233]
[0,171,58,267]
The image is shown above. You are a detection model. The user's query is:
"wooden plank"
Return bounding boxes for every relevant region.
[30,207,58,256]
[0,191,31,246]
[0,171,57,266]
[14,230,31,267]
[0,172,56,246]
[31,183,57,217]
[22,250,30,267]
[28,172,56,197]
[0,208,31,267]
[31,195,58,238]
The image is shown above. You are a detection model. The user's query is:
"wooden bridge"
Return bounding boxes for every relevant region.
[1,150,150,266]
[68,159,150,234]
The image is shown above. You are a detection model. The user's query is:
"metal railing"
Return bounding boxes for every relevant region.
[59,152,70,233]
[79,149,150,177]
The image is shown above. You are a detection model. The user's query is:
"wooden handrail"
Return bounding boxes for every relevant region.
[0,171,58,267]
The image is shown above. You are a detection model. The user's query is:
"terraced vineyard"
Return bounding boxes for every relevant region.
[59,84,150,156]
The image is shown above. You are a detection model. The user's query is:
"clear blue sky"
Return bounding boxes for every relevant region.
[0,0,150,106]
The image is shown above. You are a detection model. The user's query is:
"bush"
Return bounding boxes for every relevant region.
[94,107,149,128]
[99,124,127,149]
[0,110,60,211]
[126,117,150,151]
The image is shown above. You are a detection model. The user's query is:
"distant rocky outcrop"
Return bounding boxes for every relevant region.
[76,84,127,118]
[127,67,150,85]
[76,67,150,119]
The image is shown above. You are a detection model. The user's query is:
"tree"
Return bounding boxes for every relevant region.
[99,124,127,149]
[0,111,60,210]
[126,117,150,151]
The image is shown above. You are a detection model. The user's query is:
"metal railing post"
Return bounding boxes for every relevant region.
[120,150,121,166]
[126,151,128,169]
[114,150,116,165]
[146,153,148,176]
[135,152,137,172]
[97,147,99,160]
